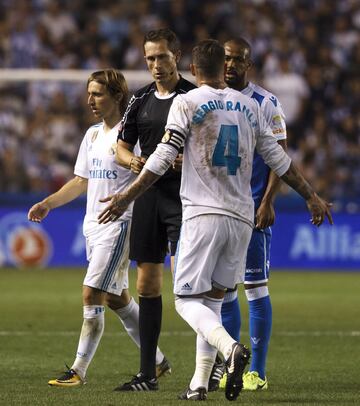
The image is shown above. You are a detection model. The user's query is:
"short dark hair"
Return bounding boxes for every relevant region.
[143,28,181,54]
[87,69,129,116]
[225,37,252,58]
[192,39,225,77]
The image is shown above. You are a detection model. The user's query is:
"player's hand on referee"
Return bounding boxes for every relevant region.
[129,156,146,174]
[172,153,183,172]
[306,193,333,226]
[98,194,129,224]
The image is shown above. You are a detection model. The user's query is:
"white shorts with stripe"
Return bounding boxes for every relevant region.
[174,214,252,296]
[84,220,130,295]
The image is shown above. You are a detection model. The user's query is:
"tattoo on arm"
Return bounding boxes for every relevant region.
[281,162,314,200]
[122,169,160,205]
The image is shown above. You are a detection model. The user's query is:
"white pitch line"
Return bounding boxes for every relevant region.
[0,331,359,337]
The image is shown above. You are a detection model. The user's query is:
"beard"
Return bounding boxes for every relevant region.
[225,72,239,86]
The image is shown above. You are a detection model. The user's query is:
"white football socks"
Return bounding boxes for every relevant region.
[175,297,221,339]
[112,297,165,365]
[72,305,105,379]
[207,326,236,361]
[190,338,216,391]
[189,296,222,390]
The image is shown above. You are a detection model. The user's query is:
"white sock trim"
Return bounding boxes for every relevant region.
[223,290,238,303]
[83,305,105,319]
[245,286,269,301]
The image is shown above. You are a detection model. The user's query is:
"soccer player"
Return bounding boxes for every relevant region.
[28,69,166,387]
[113,28,195,391]
[209,37,288,392]
[98,40,333,401]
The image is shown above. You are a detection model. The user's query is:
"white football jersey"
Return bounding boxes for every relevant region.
[74,122,136,233]
[165,85,291,226]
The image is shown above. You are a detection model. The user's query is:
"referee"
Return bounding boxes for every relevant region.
[114,28,196,391]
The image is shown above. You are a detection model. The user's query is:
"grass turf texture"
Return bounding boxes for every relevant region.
[0,268,359,406]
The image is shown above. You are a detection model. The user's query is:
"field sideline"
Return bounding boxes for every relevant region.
[0,268,359,405]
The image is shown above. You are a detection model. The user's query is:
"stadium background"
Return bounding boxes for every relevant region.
[0,2,359,405]
[0,0,359,269]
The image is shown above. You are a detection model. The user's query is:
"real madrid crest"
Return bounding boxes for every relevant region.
[109,142,117,155]
[161,130,171,143]
[91,130,99,142]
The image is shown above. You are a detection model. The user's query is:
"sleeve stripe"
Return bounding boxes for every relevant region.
[121,88,155,134]
[167,132,185,150]
[169,139,183,150]
[169,128,184,137]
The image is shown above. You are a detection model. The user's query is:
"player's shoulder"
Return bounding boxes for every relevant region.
[244,82,280,109]
[131,82,156,99]
[176,76,197,94]
[226,87,260,109]
[86,122,102,134]
[84,122,102,140]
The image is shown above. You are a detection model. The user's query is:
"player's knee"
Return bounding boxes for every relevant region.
[137,281,161,297]
[82,286,106,305]
[106,290,130,310]
[136,269,162,296]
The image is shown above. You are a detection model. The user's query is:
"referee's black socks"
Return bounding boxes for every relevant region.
[139,295,162,379]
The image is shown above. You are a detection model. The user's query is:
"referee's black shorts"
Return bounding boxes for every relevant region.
[129,182,181,263]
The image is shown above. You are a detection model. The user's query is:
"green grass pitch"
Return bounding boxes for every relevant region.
[0,268,359,405]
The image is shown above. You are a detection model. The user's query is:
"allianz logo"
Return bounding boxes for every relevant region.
[290,225,360,260]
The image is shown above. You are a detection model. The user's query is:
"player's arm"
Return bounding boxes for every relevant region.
[99,140,180,224]
[98,96,189,224]
[116,93,145,174]
[256,114,332,226]
[280,162,333,226]
[116,139,145,174]
[256,139,287,229]
[256,97,288,228]
[28,176,87,223]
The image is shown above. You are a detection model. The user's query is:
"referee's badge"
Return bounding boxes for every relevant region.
[161,130,171,144]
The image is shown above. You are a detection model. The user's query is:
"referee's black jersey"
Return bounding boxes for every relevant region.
[118,76,196,186]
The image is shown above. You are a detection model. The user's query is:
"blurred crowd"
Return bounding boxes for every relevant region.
[0,0,359,209]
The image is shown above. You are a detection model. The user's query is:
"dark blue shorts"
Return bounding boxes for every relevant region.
[244,227,272,285]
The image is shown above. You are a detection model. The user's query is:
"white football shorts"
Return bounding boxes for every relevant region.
[84,220,130,296]
[174,214,252,296]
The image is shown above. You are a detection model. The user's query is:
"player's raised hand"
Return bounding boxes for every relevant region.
[306,193,333,226]
[28,202,50,223]
[98,194,129,224]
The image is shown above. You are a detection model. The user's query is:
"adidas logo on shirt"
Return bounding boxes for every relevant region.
[181,282,192,291]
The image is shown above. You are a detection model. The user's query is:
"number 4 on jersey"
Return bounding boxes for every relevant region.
[212,125,241,175]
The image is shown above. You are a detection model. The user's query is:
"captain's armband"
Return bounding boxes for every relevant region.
[161,129,185,151]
